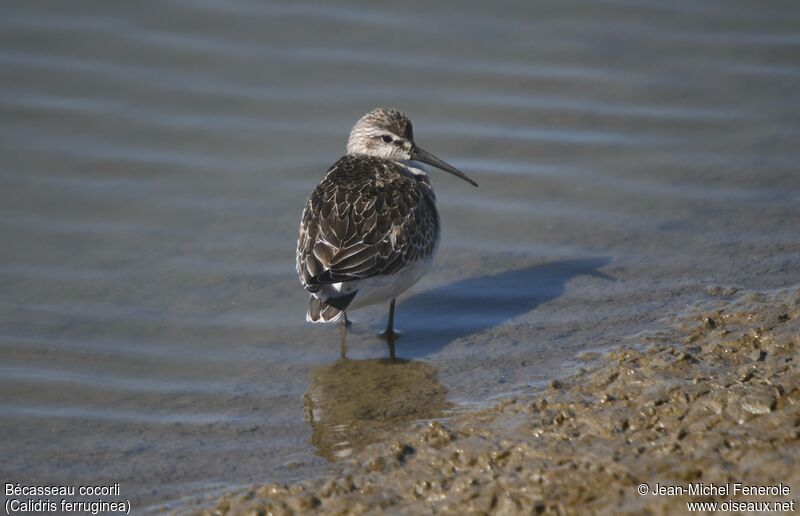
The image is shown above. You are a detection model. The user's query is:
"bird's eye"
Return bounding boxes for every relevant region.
[381,135,393,143]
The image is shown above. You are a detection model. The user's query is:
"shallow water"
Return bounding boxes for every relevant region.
[1,0,799,511]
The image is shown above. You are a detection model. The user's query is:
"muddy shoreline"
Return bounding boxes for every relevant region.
[207,286,799,514]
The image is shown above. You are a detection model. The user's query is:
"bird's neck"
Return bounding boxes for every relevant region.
[398,160,431,181]
[398,160,436,201]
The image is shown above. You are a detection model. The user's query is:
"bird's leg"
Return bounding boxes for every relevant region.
[378,298,399,359]
[386,298,396,336]
[339,312,349,359]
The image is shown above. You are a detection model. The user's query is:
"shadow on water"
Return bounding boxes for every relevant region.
[303,357,450,461]
[390,257,613,358]
[303,257,610,460]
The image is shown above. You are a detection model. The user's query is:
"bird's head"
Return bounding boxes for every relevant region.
[346,108,478,187]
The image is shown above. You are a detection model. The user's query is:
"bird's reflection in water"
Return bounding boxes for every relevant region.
[304,357,450,461]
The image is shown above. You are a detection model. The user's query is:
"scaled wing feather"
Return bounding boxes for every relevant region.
[296,156,438,292]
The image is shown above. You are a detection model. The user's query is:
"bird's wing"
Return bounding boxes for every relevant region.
[296,156,437,292]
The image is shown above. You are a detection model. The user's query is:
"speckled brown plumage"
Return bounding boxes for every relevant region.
[296,154,439,296]
[295,107,476,327]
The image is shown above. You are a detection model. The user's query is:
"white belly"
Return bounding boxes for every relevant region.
[344,254,435,311]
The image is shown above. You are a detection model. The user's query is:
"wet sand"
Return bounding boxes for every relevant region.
[208,287,799,514]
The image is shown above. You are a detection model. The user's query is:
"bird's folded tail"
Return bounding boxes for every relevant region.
[306,291,358,323]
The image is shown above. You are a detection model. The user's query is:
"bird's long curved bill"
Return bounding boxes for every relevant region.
[411,146,478,187]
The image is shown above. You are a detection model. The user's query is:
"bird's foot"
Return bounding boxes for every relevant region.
[378,329,400,360]
[378,329,401,341]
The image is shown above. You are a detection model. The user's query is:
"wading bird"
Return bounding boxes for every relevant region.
[296,108,478,357]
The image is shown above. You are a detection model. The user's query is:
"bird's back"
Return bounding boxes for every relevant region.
[296,155,439,314]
